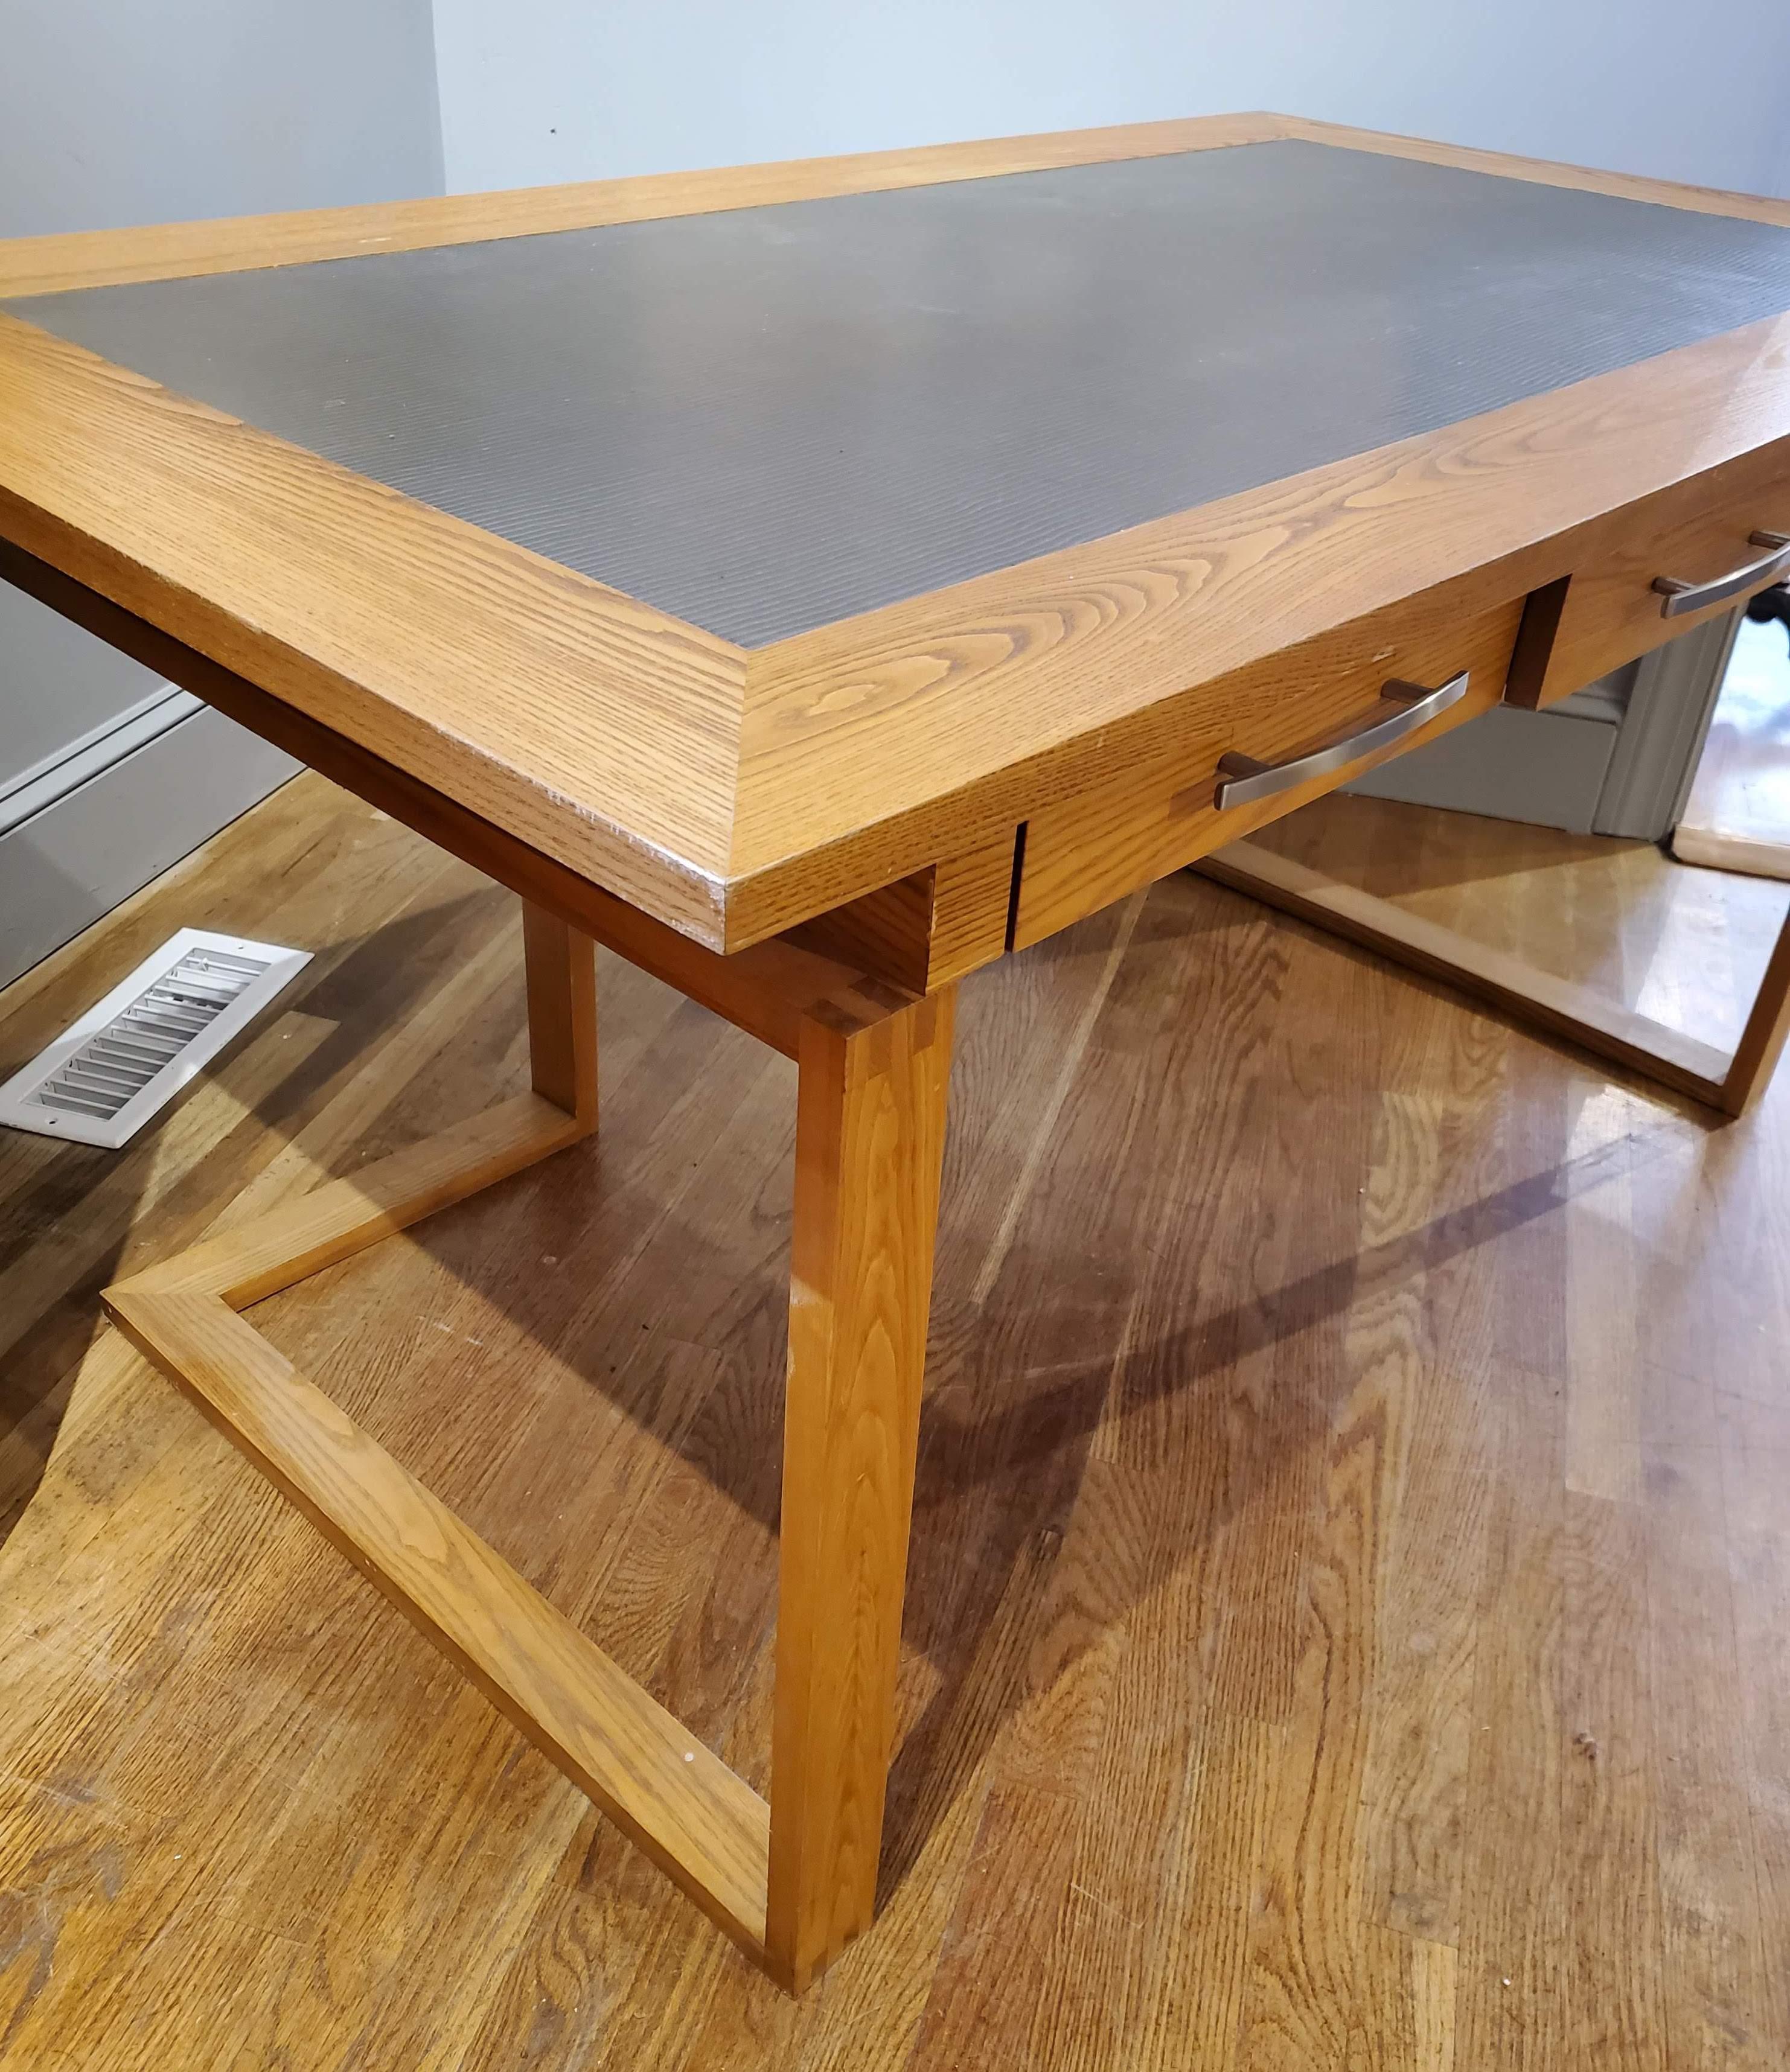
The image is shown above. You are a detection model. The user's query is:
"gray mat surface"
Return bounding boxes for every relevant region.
[13,141,1790,646]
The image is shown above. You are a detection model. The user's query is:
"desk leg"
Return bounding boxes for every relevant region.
[1719,902,1790,1114]
[522,903,599,1128]
[106,891,953,1990]
[765,984,955,1992]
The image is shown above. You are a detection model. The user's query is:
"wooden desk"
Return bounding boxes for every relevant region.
[3,113,1789,1991]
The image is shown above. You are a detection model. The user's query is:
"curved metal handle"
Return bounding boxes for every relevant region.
[1213,669,1469,812]
[1653,532,1790,618]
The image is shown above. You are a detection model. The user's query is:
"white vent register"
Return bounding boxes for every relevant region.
[0,930,312,1149]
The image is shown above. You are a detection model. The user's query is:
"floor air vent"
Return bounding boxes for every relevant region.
[0,929,312,1149]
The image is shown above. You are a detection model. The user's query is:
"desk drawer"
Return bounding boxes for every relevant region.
[1011,589,1524,949]
[1511,439,1790,708]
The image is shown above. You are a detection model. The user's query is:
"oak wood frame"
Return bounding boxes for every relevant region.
[103,897,955,1993]
[8,109,1787,2004]
[6,115,1790,955]
[1198,841,1790,1118]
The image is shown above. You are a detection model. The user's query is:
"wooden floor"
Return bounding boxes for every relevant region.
[1,774,1786,2070]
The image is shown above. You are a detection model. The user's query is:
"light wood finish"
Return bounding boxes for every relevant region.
[787,837,1019,991]
[0,534,866,1057]
[98,1135,770,1956]
[1722,901,1790,1112]
[1012,591,1522,948]
[1280,113,1790,228]
[9,120,1790,951]
[927,839,1026,977]
[1674,824,1790,881]
[1198,840,1730,1094]
[1202,832,1790,1118]
[1506,438,1790,707]
[8,110,1785,305]
[112,1092,587,1310]
[767,986,955,1990]
[523,906,599,1126]
[0,115,1282,301]
[0,316,746,942]
[79,825,950,1991]
[5,776,1790,2064]
[728,312,1790,941]
[8,106,1790,2012]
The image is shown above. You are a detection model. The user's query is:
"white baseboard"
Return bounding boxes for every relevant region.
[0,692,299,990]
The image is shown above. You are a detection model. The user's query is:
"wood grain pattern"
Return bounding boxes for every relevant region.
[113,1092,587,1309]
[7,110,1783,305]
[729,312,1790,941]
[523,906,599,1127]
[0,115,1283,299]
[1721,896,1790,1115]
[1507,438,1790,707]
[96,952,785,1965]
[767,986,956,1991]
[1011,592,1521,948]
[0,532,869,1054]
[929,838,1026,980]
[1201,831,1790,1118]
[8,122,1790,951]
[88,799,951,1992]
[0,774,542,1542]
[0,314,747,941]
[787,836,1018,991]
[2,775,1789,2062]
[1195,840,1742,1103]
[106,1281,773,1956]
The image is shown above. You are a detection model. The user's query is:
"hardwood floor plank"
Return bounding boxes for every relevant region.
[1453,1359,1569,2072]
[1130,1716,1282,2072]
[1,775,1786,2063]
[905,1784,1082,2071]
[1232,1334,1398,2069]
[108,1289,772,1955]
[1558,1490,1667,2070]
[1350,1082,1497,1949]
[1642,1441,1776,2071]
[1719,1414,1790,2069]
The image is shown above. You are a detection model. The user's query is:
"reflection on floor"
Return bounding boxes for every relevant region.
[0,773,1787,2068]
[1250,787,1790,1053]
[1674,612,1790,881]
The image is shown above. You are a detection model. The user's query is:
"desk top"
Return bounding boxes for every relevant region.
[4,115,1790,945]
[12,139,1790,649]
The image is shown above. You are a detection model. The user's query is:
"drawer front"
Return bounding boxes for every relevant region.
[1011,590,1524,950]
[1512,439,1790,709]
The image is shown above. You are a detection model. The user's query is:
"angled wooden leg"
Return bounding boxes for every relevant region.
[764,983,956,1992]
[104,879,957,1991]
[1718,896,1790,1114]
[522,902,598,1130]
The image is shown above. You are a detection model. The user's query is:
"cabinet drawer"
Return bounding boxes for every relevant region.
[1510,439,1790,708]
[1011,589,1524,949]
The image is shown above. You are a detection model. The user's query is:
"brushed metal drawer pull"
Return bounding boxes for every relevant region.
[1653,532,1790,617]
[1213,669,1469,812]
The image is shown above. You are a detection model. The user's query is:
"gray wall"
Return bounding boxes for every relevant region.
[429,2,1790,202]
[0,0,444,238]
[3,0,446,780]
[1,0,445,983]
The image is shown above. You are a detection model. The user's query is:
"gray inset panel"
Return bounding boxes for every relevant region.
[13,141,1790,647]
